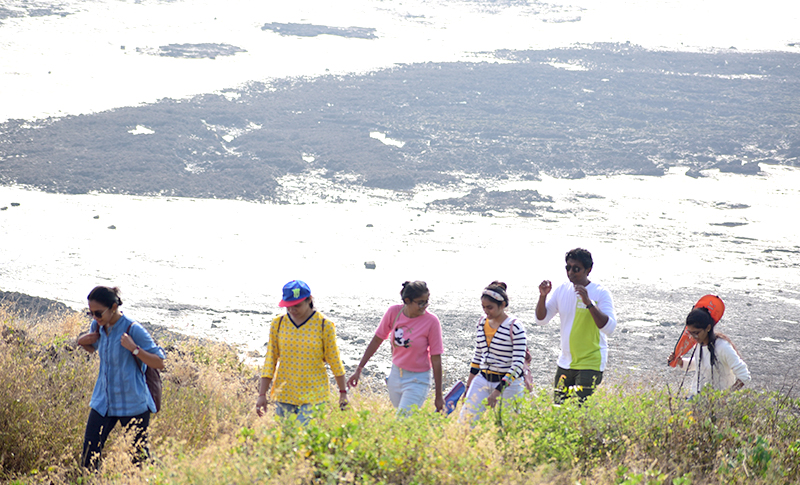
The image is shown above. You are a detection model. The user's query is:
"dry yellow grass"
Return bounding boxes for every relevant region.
[1,303,799,485]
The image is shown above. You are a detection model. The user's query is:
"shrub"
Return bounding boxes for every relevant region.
[1,304,798,484]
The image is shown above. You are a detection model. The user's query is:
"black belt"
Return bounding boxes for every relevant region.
[480,371,503,382]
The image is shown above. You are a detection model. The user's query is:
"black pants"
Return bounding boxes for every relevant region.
[81,408,151,470]
[553,366,603,404]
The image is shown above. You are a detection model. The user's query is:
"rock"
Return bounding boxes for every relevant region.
[0,207,6,211]
[364,261,376,269]
[93,215,99,219]
[366,223,373,227]
[10,202,20,207]
[718,161,761,175]
[0,290,73,319]
[261,22,377,39]
[709,222,748,227]
[107,225,116,230]
[685,168,705,178]
[564,168,586,180]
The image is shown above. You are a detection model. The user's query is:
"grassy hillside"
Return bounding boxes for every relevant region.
[1,303,798,484]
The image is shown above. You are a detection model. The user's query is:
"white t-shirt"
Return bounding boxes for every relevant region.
[681,338,751,394]
[535,280,617,372]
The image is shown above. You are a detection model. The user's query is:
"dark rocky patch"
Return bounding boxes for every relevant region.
[710,222,748,227]
[0,3,70,21]
[0,289,213,346]
[139,43,247,59]
[1,44,799,202]
[715,202,750,210]
[717,160,761,174]
[261,22,377,39]
[427,187,553,214]
[685,168,705,178]
[0,290,73,319]
[763,248,800,254]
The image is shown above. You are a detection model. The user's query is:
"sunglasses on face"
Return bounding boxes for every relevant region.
[565,264,585,273]
[413,299,429,307]
[86,308,109,319]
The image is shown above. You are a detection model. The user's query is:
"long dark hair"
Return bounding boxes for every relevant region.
[686,307,741,368]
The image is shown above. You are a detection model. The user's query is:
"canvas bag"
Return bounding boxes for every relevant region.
[126,323,163,413]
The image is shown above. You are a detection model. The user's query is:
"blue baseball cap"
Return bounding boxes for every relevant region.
[279,280,311,307]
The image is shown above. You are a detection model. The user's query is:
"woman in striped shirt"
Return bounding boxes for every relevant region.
[460,281,528,422]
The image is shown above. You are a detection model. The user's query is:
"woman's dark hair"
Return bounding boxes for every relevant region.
[482,281,509,306]
[87,286,122,308]
[686,307,740,367]
[565,248,593,270]
[686,307,714,330]
[400,281,428,301]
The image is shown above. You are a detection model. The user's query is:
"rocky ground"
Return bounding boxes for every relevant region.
[3,281,798,400]
[1,44,798,206]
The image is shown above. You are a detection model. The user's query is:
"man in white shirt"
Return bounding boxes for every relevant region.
[535,248,617,403]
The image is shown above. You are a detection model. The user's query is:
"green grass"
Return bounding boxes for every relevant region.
[1,305,799,484]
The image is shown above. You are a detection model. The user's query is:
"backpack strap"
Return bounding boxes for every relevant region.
[126,322,147,374]
[389,306,405,352]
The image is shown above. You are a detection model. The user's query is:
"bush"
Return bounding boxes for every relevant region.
[1,304,799,484]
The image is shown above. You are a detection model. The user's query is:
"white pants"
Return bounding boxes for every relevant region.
[460,373,524,423]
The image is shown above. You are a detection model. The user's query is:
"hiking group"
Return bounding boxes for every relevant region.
[75,247,751,469]
[252,247,750,425]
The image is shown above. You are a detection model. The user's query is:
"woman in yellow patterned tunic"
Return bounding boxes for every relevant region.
[255,280,348,423]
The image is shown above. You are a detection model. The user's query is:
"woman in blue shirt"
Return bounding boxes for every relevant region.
[77,286,165,470]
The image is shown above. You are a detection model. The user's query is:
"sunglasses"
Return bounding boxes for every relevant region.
[86,308,109,319]
[565,264,585,273]
[413,299,429,307]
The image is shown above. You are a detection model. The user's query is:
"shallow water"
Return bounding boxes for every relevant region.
[1,165,798,387]
[1,0,799,122]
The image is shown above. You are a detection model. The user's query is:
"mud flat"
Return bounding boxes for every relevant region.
[1,44,798,204]
[261,22,377,39]
[137,43,247,60]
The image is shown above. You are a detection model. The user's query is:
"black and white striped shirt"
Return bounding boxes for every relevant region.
[469,316,527,383]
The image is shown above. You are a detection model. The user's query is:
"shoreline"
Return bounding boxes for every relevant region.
[3,281,798,395]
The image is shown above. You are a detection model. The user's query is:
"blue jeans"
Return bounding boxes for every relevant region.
[275,402,319,425]
[387,365,431,414]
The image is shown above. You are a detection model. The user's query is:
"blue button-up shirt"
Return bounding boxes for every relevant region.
[89,314,165,416]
